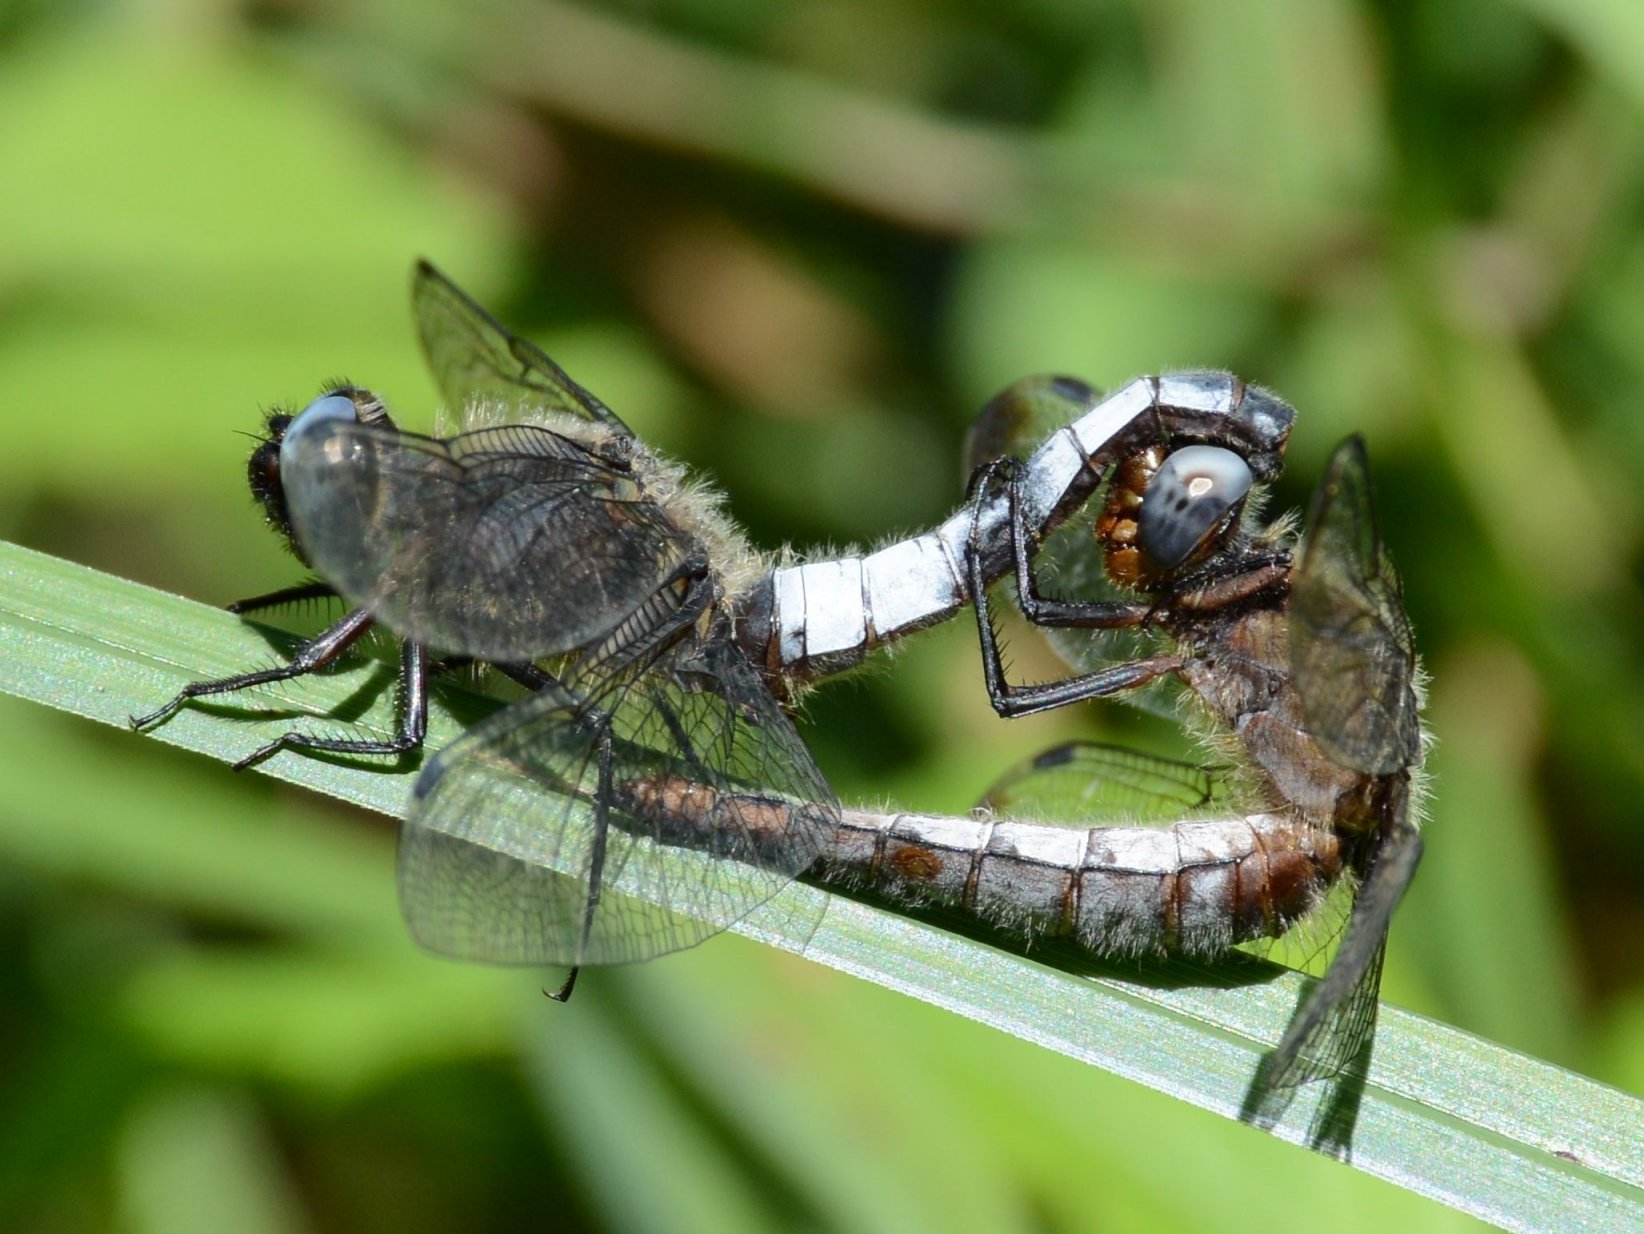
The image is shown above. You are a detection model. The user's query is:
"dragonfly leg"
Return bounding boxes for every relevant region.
[986,457,1153,630]
[545,967,580,1003]
[966,461,1180,719]
[495,661,555,691]
[230,639,431,769]
[131,607,379,731]
[226,580,338,615]
[977,636,1181,719]
[563,723,616,970]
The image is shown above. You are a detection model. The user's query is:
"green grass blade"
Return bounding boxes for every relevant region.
[1,538,1639,1231]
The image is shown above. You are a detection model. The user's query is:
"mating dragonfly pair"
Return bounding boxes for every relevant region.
[134,262,1423,1112]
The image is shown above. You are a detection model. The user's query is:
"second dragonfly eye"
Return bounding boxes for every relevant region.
[1136,445,1253,570]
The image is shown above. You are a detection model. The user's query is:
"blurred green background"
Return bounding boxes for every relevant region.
[2,0,1642,1230]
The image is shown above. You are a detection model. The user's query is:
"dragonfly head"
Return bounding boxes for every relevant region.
[1097,441,1255,590]
[249,384,394,563]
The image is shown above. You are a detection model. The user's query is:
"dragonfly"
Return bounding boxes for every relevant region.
[948,375,1425,1127]
[134,264,1392,1101]
[133,261,846,995]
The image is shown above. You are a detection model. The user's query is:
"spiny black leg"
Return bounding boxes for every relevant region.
[227,581,337,615]
[428,658,553,692]
[965,466,1181,718]
[566,724,616,974]
[131,607,378,731]
[494,662,554,691]
[231,639,431,770]
[979,634,1182,719]
[545,968,581,1003]
[1002,460,1150,630]
[969,453,1145,631]
[652,694,714,783]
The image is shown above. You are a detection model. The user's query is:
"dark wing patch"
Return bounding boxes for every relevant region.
[1289,435,1419,775]
[398,639,836,966]
[413,259,630,434]
[280,417,688,661]
[978,741,1225,824]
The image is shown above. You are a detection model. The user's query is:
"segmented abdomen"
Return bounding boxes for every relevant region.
[811,809,1341,959]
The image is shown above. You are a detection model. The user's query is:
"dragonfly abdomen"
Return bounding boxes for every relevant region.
[813,809,1341,960]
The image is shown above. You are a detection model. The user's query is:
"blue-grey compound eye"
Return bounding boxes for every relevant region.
[279,394,359,474]
[1137,445,1253,570]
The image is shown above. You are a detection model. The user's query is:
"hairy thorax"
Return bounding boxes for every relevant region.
[1177,607,1368,832]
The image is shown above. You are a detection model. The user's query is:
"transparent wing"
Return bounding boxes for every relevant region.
[412,259,630,434]
[1274,939,1386,1087]
[398,637,836,966]
[1240,870,1353,978]
[280,417,689,661]
[1289,435,1419,775]
[1262,801,1422,1090]
[978,741,1226,825]
[1264,438,1422,1094]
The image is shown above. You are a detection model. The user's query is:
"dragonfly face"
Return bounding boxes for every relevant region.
[965,375,1424,1108]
